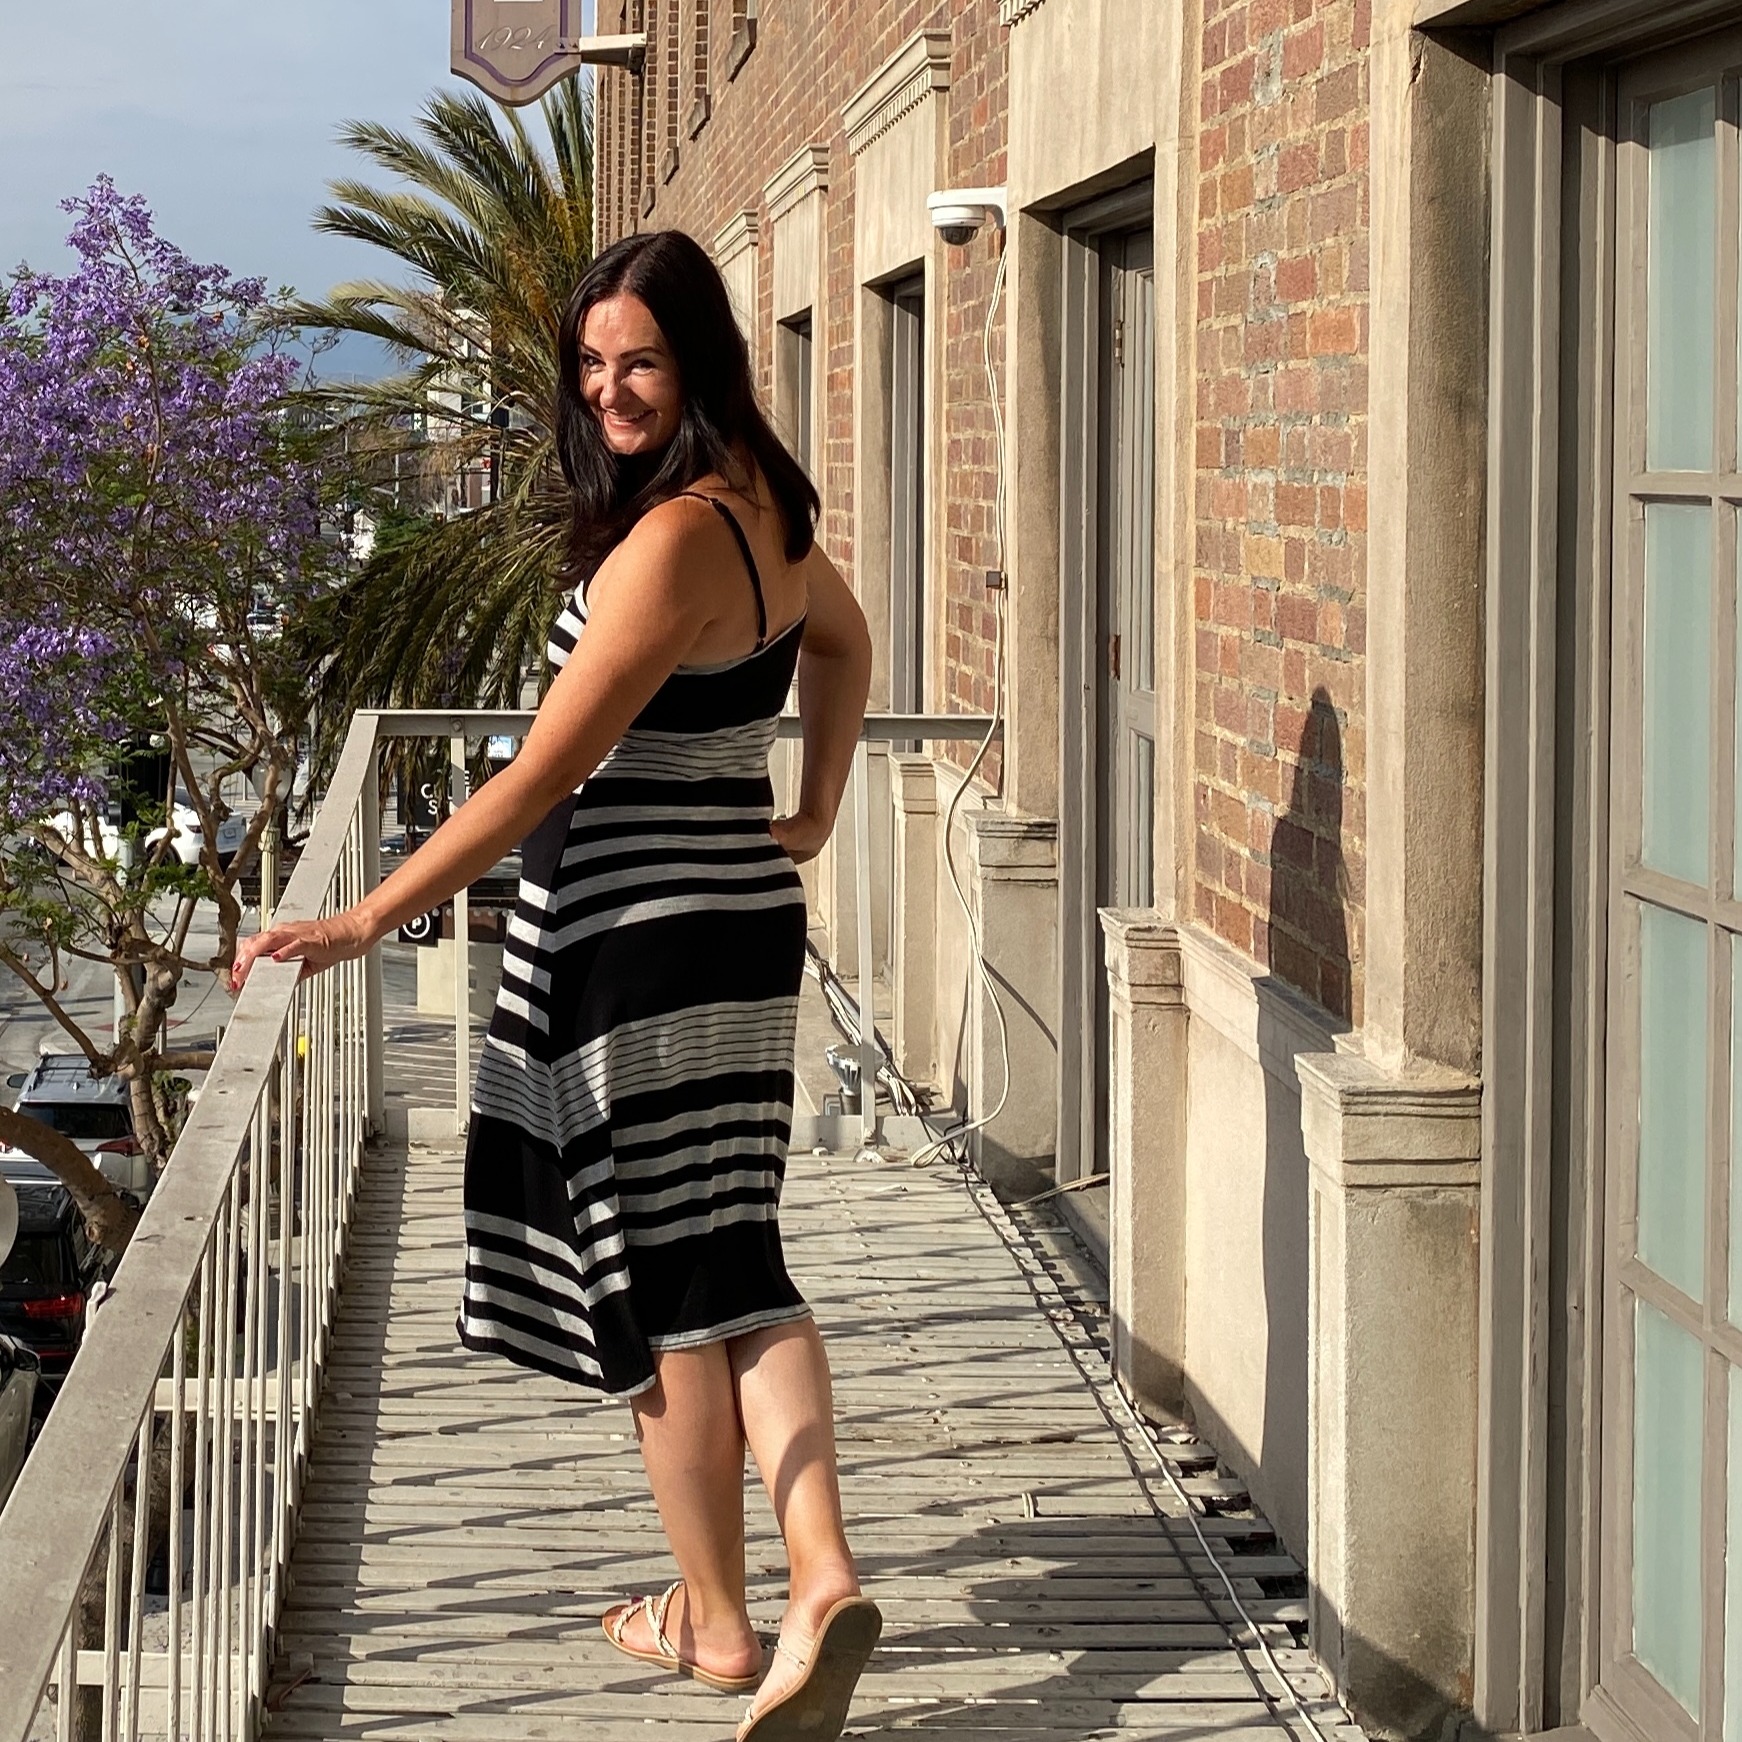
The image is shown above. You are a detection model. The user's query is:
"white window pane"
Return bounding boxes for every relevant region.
[1643,502,1711,884]
[1648,86,1717,471]
[1639,902,1708,1301]
[1635,1299,1705,1713]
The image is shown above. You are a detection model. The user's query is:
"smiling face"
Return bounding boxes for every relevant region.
[577,293,683,456]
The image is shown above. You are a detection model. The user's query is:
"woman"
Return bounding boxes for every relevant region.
[233,230,878,1742]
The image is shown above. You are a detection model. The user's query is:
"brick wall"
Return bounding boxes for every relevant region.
[1193,0,1369,1021]
[592,0,1370,1017]
[594,0,1007,740]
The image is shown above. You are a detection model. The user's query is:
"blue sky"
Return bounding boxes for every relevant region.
[0,1,477,374]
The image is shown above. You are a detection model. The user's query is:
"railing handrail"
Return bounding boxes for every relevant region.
[0,715,381,1733]
[364,706,998,741]
[0,702,997,1736]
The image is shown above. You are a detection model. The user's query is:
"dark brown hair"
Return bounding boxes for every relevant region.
[555,229,818,580]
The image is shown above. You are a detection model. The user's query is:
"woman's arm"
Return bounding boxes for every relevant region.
[771,547,872,865]
[231,504,725,987]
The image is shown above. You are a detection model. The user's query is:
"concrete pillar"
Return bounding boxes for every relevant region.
[961,810,1058,1199]
[890,754,938,1089]
[1296,1051,1482,1741]
[1100,912,1187,1417]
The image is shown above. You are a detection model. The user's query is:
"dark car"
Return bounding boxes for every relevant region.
[0,1184,116,1412]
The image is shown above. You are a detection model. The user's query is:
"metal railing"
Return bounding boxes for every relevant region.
[0,703,992,1739]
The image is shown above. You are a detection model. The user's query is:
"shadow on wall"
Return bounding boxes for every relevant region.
[1260,684,1351,1541]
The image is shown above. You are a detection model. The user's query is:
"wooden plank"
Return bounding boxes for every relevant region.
[261,1138,1344,1742]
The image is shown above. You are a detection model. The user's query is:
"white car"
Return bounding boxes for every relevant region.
[44,792,246,869]
[1,1055,151,1203]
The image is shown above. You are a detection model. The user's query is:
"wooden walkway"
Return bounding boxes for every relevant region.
[262,1138,1359,1741]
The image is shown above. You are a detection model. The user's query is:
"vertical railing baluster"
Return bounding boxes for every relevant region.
[233,1113,256,1725]
[123,1413,149,1739]
[362,738,385,1134]
[189,1241,212,1742]
[216,1180,238,1742]
[851,738,877,1150]
[55,1620,75,1742]
[271,1025,296,1616]
[101,1484,122,1742]
[246,1090,269,1717]
[451,732,470,1136]
[168,1297,186,1742]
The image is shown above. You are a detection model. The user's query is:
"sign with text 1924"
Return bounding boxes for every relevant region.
[451,0,642,105]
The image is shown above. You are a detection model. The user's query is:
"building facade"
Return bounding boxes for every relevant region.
[592,4,1741,1740]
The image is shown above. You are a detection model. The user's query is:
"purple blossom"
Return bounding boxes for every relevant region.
[0,180,340,826]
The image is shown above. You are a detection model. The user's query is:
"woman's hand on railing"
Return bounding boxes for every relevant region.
[230,912,372,991]
[771,811,830,866]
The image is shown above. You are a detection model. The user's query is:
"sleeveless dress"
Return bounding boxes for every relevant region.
[456,495,813,1398]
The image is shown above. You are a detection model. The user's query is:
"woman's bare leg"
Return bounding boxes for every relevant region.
[612,1342,764,1681]
[730,1318,862,1719]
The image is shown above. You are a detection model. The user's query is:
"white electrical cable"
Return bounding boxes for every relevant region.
[911,245,1012,1169]
[1103,1379,1337,1742]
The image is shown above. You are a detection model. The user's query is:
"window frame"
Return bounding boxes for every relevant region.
[1480,4,1742,1735]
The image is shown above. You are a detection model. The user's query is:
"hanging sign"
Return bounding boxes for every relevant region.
[452,0,643,106]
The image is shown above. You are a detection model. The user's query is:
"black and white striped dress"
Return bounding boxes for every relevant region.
[457,494,812,1398]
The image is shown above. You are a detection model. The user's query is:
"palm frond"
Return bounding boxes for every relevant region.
[292,75,594,754]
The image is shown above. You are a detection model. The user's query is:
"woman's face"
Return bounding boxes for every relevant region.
[577,293,683,456]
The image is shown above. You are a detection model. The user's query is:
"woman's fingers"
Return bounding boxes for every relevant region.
[231,922,325,991]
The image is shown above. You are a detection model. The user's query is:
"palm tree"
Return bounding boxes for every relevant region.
[287,76,593,777]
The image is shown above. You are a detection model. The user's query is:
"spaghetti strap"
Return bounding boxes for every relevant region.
[677,492,768,649]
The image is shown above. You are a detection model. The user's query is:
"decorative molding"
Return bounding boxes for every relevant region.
[713,207,759,265]
[1174,920,1345,1086]
[962,810,1057,883]
[1296,1051,1482,1190]
[1099,912,1184,1008]
[763,144,830,222]
[687,90,710,141]
[639,179,655,220]
[843,29,952,157]
[660,142,680,185]
[1000,0,1049,24]
[889,753,938,819]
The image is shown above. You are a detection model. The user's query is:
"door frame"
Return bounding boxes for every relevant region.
[1057,179,1157,1196]
[1479,4,1742,1734]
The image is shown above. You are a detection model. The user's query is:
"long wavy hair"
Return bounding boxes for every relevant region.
[555,230,818,581]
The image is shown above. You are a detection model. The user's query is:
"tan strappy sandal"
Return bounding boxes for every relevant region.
[601,1579,765,1693]
[736,1595,882,1741]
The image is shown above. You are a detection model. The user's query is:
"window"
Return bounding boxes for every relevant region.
[689,0,710,137]
[778,311,814,478]
[1595,31,1742,1742]
[888,279,926,729]
[728,0,757,79]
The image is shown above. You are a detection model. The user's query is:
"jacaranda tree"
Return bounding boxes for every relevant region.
[0,180,349,1249]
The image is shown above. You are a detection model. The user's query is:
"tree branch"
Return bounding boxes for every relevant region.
[0,1108,140,1253]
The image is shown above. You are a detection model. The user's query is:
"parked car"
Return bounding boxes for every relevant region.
[0,1183,115,1411]
[0,1334,40,1510]
[42,789,245,869]
[1,1054,152,1203]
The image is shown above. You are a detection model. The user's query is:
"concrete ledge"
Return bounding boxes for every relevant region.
[1176,921,1347,1085]
[1297,1050,1482,1188]
[382,1105,465,1145]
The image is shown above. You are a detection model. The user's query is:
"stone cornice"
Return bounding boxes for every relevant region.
[843,29,952,158]
[763,144,830,222]
[999,0,1049,24]
[1296,1051,1483,1190]
[713,208,759,264]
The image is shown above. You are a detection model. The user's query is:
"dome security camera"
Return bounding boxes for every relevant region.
[928,187,1008,247]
